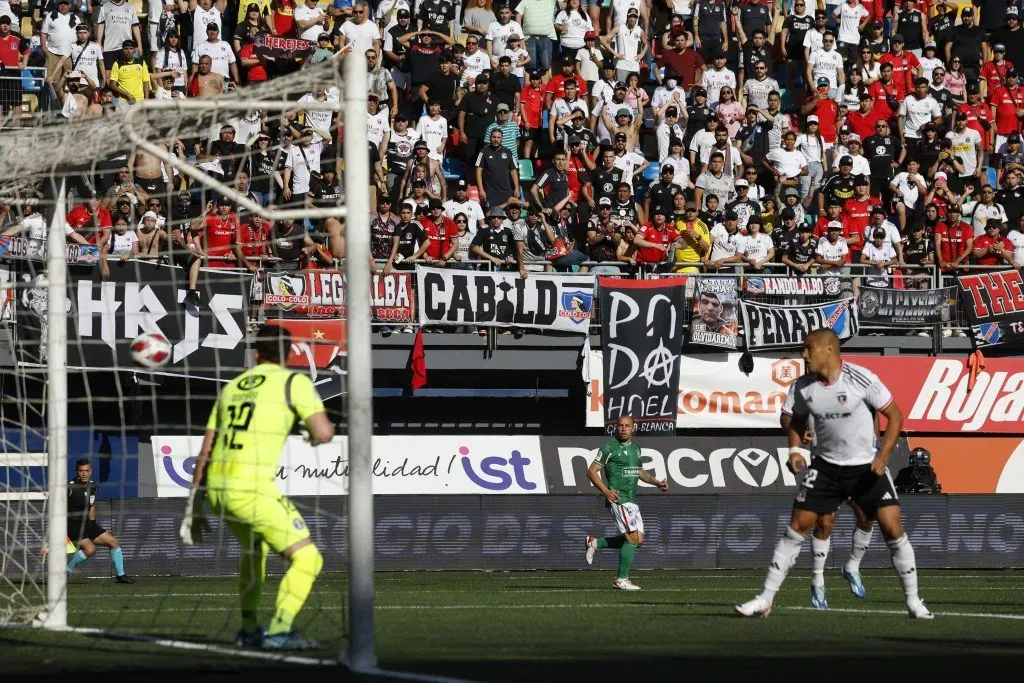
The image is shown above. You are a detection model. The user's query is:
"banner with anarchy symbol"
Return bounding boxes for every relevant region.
[598,277,688,435]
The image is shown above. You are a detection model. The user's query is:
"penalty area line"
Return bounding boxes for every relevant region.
[53,625,335,666]
[780,606,1024,620]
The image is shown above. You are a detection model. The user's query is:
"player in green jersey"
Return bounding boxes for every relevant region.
[584,416,667,590]
[180,325,335,650]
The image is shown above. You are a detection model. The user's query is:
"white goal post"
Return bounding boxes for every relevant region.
[32,54,375,669]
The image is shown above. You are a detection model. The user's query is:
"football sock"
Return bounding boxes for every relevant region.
[845,528,874,574]
[759,527,805,603]
[66,549,88,573]
[887,534,920,603]
[811,536,830,588]
[239,540,268,632]
[597,535,625,550]
[268,544,323,636]
[616,542,637,580]
[110,547,125,576]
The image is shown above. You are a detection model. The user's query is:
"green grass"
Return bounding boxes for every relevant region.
[4,569,1024,681]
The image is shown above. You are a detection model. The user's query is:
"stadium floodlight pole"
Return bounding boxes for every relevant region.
[45,179,68,629]
[341,52,376,673]
[122,98,347,222]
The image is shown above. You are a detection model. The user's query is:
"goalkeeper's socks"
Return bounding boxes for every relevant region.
[616,542,637,581]
[110,547,126,577]
[811,536,830,588]
[845,527,873,574]
[597,535,625,550]
[268,544,323,636]
[888,534,920,603]
[67,549,88,573]
[759,527,805,603]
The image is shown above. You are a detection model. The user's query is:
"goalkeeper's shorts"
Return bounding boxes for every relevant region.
[207,487,311,555]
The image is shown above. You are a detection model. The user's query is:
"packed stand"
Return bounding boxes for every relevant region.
[0,0,1022,334]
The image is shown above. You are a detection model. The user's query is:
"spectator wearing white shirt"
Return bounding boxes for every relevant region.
[706,210,747,271]
[335,1,382,59]
[61,23,106,92]
[831,135,870,176]
[832,0,869,65]
[1008,215,1024,265]
[741,216,774,271]
[807,34,844,101]
[860,226,899,287]
[485,6,525,61]
[444,179,486,234]
[766,130,809,203]
[655,106,686,161]
[962,186,1009,238]
[191,23,237,81]
[41,0,78,80]
[898,77,943,141]
[699,51,736,107]
[815,220,849,273]
[295,0,330,42]
[889,158,928,231]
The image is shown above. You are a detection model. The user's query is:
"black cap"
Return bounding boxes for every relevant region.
[839,155,853,166]
[216,195,233,206]
[428,198,443,210]
[378,194,392,203]
[724,209,739,221]
[0,16,9,24]
[397,8,411,16]
[456,179,468,189]
[122,39,137,48]
[780,207,796,220]
[854,174,869,185]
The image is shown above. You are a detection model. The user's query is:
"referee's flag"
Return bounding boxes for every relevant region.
[408,328,427,390]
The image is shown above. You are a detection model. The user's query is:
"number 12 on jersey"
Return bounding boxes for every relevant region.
[222,402,255,450]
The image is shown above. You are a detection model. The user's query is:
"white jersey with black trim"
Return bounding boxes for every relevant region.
[782,361,893,467]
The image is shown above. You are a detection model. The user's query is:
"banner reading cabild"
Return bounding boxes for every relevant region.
[599,277,687,434]
[741,297,859,349]
[858,286,954,326]
[415,266,593,332]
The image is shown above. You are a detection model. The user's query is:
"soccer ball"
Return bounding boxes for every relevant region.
[131,332,172,369]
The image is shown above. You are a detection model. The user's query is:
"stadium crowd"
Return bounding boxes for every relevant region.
[2,0,1024,317]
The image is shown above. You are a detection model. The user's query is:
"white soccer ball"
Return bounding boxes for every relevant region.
[130,332,172,369]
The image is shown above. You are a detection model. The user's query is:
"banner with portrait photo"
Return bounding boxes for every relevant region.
[688,277,739,349]
[858,286,955,326]
[957,268,1024,348]
[415,266,593,332]
[740,297,859,350]
[598,277,688,435]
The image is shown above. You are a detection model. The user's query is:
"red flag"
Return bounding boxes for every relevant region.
[408,328,427,390]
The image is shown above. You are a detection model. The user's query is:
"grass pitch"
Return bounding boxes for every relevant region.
[4,569,1024,681]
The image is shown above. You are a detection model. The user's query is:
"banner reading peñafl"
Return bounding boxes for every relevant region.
[599,277,687,435]
[741,297,859,349]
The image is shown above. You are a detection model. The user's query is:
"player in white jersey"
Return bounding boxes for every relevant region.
[736,329,933,620]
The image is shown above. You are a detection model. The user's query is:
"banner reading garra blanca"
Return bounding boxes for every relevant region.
[415,266,593,332]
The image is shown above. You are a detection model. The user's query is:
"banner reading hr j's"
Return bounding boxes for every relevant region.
[957,268,1024,348]
[599,276,687,435]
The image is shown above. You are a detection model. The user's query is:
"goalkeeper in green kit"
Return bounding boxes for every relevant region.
[584,416,667,590]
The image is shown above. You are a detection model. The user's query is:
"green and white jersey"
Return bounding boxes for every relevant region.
[594,438,643,504]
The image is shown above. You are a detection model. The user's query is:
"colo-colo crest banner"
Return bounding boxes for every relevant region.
[415,266,593,332]
[599,276,687,435]
[858,286,955,326]
[740,297,859,349]
[14,260,249,377]
[957,268,1024,348]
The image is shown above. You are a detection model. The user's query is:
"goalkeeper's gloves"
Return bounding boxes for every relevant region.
[179,487,211,546]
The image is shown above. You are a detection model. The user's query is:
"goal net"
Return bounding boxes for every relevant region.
[0,54,373,667]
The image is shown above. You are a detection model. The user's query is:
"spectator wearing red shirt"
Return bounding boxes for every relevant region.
[66,197,113,244]
[934,205,974,271]
[867,63,901,125]
[272,0,297,37]
[659,31,706,92]
[0,16,27,115]
[238,37,268,84]
[981,46,1013,98]
[545,58,588,108]
[814,200,859,262]
[234,214,269,272]
[420,199,456,265]
[633,207,681,272]
[972,219,1017,266]
[843,177,877,242]
[879,38,921,98]
[845,92,880,140]
[801,83,840,145]
[519,70,545,160]
[989,70,1024,150]
[566,137,595,205]
[199,197,241,268]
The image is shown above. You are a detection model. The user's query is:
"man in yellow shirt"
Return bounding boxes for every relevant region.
[672,200,711,273]
[181,324,335,650]
[108,39,150,104]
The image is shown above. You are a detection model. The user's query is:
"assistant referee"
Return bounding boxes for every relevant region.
[184,324,334,651]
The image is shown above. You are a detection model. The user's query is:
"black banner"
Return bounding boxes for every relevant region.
[14,260,250,377]
[740,298,859,349]
[858,286,955,326]
[598,276,687,434]
[253,33,313,60]
[957,268,1024,347]
[48,494,1024,575]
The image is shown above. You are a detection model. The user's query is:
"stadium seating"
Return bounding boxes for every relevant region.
[518,159,535,183]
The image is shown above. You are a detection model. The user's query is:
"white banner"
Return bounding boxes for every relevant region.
[146,435,547,497]
[415,266,593,332]
[585,349,804,429]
